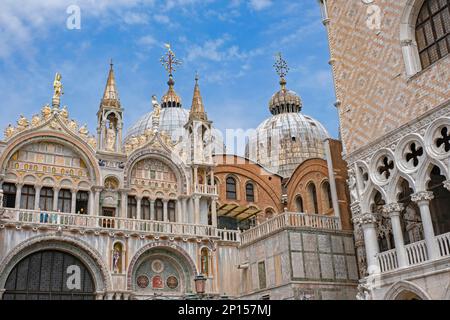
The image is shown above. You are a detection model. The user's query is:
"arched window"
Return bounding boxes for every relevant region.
[308,183,318,214]
[168,200,176,222]
[295,195,303,212]
[155,199,163,221]
[141,198,151,220]
[415,0,450,69]
[57,189,72,213]
[127,196,137,219]
[246,182,255,202]
[200,248,210,276]
[427,165,450,235]
[39,187,53,211]
[322,181,333,210]
[76,191,89,214]
[2,183,17,208]
[21,185,35,210]
[226,177,237,200]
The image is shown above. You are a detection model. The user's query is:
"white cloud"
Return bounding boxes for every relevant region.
[123,12,149,25]
[137,35,158,49]
[249,0,272,11]
[153,14,170,24]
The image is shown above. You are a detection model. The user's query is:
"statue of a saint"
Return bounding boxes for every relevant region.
[41,104,52,120]
[79,124,89,138]
[17,115,29,130]
[152,95,161,118]
[347,169,358,203]
[31,114,41,127]
[105,122,116,152]
[53,73,63,100]
[4,124,15,139]
[113,248,121,273]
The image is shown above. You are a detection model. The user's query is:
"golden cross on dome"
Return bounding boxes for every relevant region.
[274,52,289,79]
[160,43,182,76]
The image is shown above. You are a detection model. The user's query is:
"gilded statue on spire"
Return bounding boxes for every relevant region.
[160,43,182,77]
[52,73,63,108]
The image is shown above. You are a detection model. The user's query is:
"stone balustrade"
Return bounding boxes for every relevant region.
[240,212,342,246]
[194,184,217,196]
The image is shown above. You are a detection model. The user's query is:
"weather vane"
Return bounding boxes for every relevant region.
[274,52,289,79]
[160,43,182,76]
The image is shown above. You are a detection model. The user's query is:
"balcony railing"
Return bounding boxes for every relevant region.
[194,184,217,196]
[0,208,238,242]
[240,212,341,246]
[376,232,450,274]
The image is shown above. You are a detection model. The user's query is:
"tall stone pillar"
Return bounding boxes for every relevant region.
[94,187,102,216]
[15,183,23,209]
[71,189,77,214]
[354,213,380,274]
[136,196,142,220]
[193,195,200,225]
[120,190,128,218]
[383,203,408,268]
[163,199,168,222]
[89,190,95,215]
[176,199,182,223]
[150,199,155,221]
[211,196,218,227]
[411,191,440,260]
[53,187,60,212]
[34,185,42,211]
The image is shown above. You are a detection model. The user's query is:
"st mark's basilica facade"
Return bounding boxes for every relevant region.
[0,44,357,300]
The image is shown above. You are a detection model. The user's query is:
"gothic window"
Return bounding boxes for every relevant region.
[226,177,237,200]
[245,182,255,202]
[405,142,424,167]
[20,185,35,210]
[200,248,210,276]
[427,166,450,235]
[155,199,163,221]
[127,196,137,219]
[322,181,333,210]
[416,0,450,68]
[76,191,89,214]
[3,183,16,208]
[378,156,394,180]
[141,198,151,220]
[3,250,95,300]
[295,195,303,212]
[168,200,176,222]
[436,126,450,152]
[308,183,318,214]
[39,187,54,211]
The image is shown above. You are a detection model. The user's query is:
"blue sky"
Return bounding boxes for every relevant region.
[0,0,338,141]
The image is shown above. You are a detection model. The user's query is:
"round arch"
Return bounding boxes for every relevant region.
[127,241,198,291]
[0,235,112,294]
[384,280,431,300]
[0,131,100,184]
[124,149,188,195]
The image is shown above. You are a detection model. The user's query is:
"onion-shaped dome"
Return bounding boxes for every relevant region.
[161,76,182,108]
[246,76,330,178]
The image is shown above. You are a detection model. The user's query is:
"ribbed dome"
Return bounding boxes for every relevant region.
[247,111,330,178]
[269,79,302,115]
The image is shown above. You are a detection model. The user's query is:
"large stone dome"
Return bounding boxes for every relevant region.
[247,77,330,178]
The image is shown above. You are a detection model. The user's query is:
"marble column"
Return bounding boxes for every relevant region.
[163,199,168,222]
[89,190,95,216]
[150,199,155,221]
[411,191,440,260]
[136,196,142,220]
[211,197,218,227]
[53,187,60,212]
[176,199,182,223]
[383,203,408,268]
[94,188,101,216]
[194,166,198,193]
[34,185,42,211]
[193,195,200,225]
[182,198,188,223]
[120,190,128,218]
[15,183,23,209]
[355,213,380,274]
[71,189,77,214]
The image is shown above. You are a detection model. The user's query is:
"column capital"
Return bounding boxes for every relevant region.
[92,186,103,193]
[71,188,78,194]
[136,195,143,201]
[443,180,450,192]
[350,203,361,216]
[411,191,434,203]
[352,212,377,226]
[382,203,404,216]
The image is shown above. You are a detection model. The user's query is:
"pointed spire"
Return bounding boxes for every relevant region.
[189,73,207,121]
[101,60,120,108]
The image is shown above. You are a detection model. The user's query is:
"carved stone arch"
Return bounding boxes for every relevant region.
[0,234,112,293]
[400,0,426,76]
[103,174,121,190]
[127,241,198,290]
[387,171,417,203]
[369,148,397,186]
[384,280,431,300]
[124,149,188,195]
[416,158,448,191]
[0,131,100,185]
[424,116,450,160]
[360,183,387,213]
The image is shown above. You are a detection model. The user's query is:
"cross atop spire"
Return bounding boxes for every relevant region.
[160,43,182,79]
[101,60,120,108]
[274,52,289,89]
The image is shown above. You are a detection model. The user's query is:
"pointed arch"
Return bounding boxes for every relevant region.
[384,280,431,300]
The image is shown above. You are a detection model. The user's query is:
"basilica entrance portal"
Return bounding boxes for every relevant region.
[3,250,96,300]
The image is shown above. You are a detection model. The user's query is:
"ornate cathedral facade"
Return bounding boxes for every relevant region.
[321,0,450,300]
[0,45,358,299]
